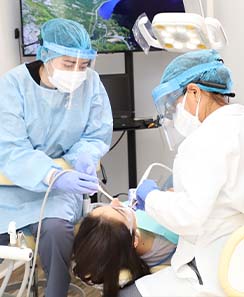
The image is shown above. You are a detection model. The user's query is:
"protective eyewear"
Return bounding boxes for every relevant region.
[111,206,135,235]
[152,77,184,120]
[153,87,184,120]
[91,203,135,235]
[43,40,97,60]
[153,79,235,121]
[152,60,233,120]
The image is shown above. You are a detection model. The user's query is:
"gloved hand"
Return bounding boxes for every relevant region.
[52,171,98,194]
[74,153,97,176]
[136,179,159,211]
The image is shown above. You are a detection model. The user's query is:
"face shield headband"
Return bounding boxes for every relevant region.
[152,60,233,120]
[43,40,97,60]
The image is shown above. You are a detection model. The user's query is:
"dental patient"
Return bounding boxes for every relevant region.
[72,198,177,297]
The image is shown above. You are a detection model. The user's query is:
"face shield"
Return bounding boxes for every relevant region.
[152,80,185,151]
[41,41,97,108]
[46,56,89,93]
[152,55,234,151]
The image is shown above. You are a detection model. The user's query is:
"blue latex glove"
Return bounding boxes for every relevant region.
[52,171,98,194]
[136,179,159,211]
[74,153,97,176]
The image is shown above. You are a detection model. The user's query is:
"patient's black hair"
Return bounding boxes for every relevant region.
[73,215,150,297]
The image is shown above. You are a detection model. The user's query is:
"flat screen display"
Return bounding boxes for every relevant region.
[100,73,133,119]
[20,0,185,56]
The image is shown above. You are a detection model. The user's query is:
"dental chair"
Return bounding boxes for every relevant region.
[117,225,244,295]
[218,225,244,297]
[4,159,243,297]
[0,158,86,297]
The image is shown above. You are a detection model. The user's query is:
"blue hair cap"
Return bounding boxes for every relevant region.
[160,49,233,95]
[36,18,97,63]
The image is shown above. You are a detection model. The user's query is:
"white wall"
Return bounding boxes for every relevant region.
[0,0,21,75]
[1,0,244,198]
[214,0,244,105]
[134,51,178,181]
[102,0,244,196]
[98,51,178,197]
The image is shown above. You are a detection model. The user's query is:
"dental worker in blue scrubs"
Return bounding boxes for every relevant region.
[0,18,113,297]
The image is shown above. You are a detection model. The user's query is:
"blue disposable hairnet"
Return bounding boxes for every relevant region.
[36,18,97,63]
[152,49,234,121]
[160,49,233,95]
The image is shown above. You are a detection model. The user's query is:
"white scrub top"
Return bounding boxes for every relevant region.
[136,104,244,296]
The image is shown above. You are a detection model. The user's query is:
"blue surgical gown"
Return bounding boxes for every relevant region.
[0,64,113,233]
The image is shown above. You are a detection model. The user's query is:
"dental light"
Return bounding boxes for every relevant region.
[133,12,227,53]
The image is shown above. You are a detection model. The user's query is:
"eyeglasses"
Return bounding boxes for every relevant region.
[111,206,135,235]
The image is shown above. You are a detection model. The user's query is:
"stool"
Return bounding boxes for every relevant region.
[0,228,85,297]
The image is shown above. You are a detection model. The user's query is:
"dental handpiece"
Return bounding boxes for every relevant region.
[128,163,173,209]
[98,184,114,201]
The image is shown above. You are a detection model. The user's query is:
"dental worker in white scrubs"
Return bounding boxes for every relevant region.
[119,49,244,297]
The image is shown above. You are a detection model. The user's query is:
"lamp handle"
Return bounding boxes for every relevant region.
[138,15,162,49]
[205,17,228,49]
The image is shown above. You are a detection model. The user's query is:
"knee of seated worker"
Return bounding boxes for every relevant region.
[41,218,74,244]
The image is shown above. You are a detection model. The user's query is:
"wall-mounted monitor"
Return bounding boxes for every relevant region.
[100,73,134,119]
[20,0,185,56]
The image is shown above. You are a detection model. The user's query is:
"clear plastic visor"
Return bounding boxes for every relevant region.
[44,55,90,87]
[43,54,92,108]
[46,55,91,72]
[153,83,184,120]
[152,82,185,151]
[158,117,185,151]
[43,40,97,60]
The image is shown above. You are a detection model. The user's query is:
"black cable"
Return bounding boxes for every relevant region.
[109,130,126,152]
[99,131,126,187]
[100,162,107,184]
[16,30,23,64]
[113,193,128,198]
[22,38,42,49]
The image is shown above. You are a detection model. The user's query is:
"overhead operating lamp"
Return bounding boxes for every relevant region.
[133,12,227,53]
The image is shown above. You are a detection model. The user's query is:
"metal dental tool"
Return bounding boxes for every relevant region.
[128,162,173,209]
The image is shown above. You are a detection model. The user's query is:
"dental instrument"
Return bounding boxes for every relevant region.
[0,168,87,297]
[98,184,114,201]
[128,163,172,209]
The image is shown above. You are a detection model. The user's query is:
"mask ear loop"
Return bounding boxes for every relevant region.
[182,92,187,108]
[195,94,201,120]
[183,91,201,121]
[43,61,53,86]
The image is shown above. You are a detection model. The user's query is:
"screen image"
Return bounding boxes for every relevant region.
[100,74,133,118]
[20,0,185,56]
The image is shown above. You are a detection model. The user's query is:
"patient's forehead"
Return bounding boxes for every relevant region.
[91,205,125,223]
[91,202,137,231]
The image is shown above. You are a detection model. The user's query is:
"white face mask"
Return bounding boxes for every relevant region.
[48,68,87,93]
[173,92,201,137]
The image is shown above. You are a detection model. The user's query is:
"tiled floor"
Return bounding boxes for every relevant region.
[0,260,101,297]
